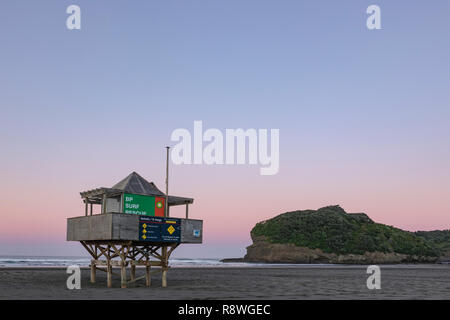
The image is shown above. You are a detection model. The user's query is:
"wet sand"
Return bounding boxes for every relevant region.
[1,265,450,300]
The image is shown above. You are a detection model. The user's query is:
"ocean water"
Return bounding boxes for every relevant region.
[0,256,267,268]
[0,256,326,268]
[0,256,220,267]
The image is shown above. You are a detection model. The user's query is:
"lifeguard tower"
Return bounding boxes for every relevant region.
[66,171,202,288]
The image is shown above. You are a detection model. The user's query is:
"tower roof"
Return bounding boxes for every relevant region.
[80,172,193,206]
[111,171,165,196]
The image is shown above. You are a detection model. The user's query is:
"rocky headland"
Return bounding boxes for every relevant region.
[222,206,450,264]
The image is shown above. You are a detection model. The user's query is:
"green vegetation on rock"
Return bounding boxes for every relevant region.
[415,230,450,253]
[251,206,441,257]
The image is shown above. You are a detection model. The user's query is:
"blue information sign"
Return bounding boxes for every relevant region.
[139,216,181,242]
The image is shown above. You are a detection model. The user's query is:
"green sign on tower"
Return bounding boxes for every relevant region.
[123,193,165,217]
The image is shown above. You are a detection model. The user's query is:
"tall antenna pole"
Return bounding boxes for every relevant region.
[165,146,170,217]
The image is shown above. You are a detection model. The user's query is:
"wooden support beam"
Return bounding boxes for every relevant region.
[90,260,96,283]
[168,243,179,257]
[162,246,168,288]
[80,241,95,259]
[149,248,163,261]
[127,275,146,284]
[92,260,109,266]
[92,259,159,267]
[146,258,151,287]
[111,245,120,258]
[162,269,167,288]
[107,259,112,288]
[130,261,136,281]
[126,269,164,285]
[96,267,121,277]
[120,246,127,288]
[97,246,109,260]
[185,204,189,219]
[121,263,127,288]
[80,242,178,288]
[88,243,96,259]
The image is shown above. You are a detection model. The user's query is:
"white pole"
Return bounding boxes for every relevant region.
[165,146,170,217]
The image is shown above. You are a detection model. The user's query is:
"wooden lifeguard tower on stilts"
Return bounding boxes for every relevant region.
[66,151,202,288]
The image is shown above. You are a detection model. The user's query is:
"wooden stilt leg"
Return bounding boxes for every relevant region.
[162,268,167,287]
[80,243,178,288]
[120,246,127,289]
[90,260,96,283]
[130,261,136,281]
[162,246,168,288]
[121,262,127,289]
[146,259,151,287]
[107,259,112,288]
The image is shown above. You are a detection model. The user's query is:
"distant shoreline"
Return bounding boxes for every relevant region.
[1,262,449,270]
[221,258,450,265]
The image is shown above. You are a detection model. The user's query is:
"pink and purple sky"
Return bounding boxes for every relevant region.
[1,1,449,258]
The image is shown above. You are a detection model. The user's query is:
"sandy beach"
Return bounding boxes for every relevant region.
[1,264,449,300]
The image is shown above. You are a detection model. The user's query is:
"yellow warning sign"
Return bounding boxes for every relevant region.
[142,235,147,240]
[167,225,175,235]
[143,224,147,228]
[142,229,147,234]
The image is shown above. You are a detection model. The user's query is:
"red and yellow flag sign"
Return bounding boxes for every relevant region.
[154,197,165,217]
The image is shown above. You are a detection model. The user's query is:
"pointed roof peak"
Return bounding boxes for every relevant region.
[80,171,193,206]
[111,172,165,196]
